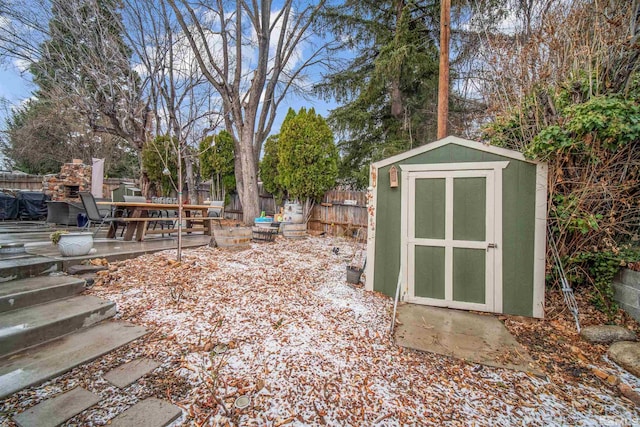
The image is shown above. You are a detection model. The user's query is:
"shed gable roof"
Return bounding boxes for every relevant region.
[372,136,538,168]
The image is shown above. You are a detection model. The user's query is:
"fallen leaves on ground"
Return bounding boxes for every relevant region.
[2,236,639,426]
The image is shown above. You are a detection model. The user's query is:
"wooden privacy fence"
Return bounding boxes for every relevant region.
[0,172,369,236]
[224,193,277,222]
[308,190,367,238]
[211,188,368,238]
[0,173,47,191]
[0,173,136,194]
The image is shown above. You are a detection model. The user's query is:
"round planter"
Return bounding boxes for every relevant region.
[212,227,252,250]
[283,202,304,224]
[282,223,307,239]
[57,232,94,257]
[0,242,25,255]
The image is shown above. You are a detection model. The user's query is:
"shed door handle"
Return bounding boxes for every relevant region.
[487,243,497,251]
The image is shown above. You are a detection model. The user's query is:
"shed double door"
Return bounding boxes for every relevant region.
[404,167,501,313]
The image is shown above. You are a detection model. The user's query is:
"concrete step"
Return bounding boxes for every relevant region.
[0,321,148,399]
[0,256,61,282]
[0,275,86,313]
[0,295,116,358]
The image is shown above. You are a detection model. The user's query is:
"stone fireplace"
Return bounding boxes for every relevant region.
[43,159,92,201]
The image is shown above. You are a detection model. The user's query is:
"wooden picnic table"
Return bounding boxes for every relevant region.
[97,201,221,241]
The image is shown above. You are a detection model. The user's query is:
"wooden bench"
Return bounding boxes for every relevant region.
[117,216,222,240]
[145,227,206,235]
[108,216,175,240]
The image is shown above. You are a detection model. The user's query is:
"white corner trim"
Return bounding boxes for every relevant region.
[365,164,378,292]
[493,166,503,314]
[373,136,536,168]
[532,163,548,318]
[400,168,410,298]
[399,161,509,172]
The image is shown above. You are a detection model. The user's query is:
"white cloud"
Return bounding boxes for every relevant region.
[13,58,30,73]
[0,16,10,29]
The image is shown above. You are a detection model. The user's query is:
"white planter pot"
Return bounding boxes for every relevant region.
[57,232,94,257]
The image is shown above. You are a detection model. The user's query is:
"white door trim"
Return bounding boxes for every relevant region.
[400,162,506,313]
[400,161,509,172]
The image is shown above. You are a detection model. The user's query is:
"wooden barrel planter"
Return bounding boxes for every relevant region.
[282,223,307,239]
[212,227,252,250]
[283,202,304,224]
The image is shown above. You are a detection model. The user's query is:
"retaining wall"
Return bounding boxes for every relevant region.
[613,268,640,322]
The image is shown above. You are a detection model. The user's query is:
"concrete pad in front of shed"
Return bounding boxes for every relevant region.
[104,358,160,388]
[13,387,99,427]
[395,304,542,375]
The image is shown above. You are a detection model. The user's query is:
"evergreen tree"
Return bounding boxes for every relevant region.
[318,0,506,187]
[259,134,285,206]
[317,0,441,187]
[277,108,338,219]
[5,0,149,176]
[142,135,180,196]
[33,0,134,100]
[199,131,236,201]
[260,108,297,205]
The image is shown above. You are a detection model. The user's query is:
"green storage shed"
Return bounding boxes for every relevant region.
[365,136,547,318]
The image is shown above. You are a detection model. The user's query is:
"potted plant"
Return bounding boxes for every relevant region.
[50,230,94,257]
[49,230,68,245]
[346,264,363,284]
[346,229,366,284]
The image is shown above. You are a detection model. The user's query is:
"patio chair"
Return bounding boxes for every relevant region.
[161,197,178,223]
[78,192,125,237]
[123,195,170,233]
[207,200,225,218]
[124,195,175,236]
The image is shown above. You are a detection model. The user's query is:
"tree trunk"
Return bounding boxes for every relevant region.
[390,82,404,119]
[183,153,197,203]
[236,128,260,224]
[390,0,405,120]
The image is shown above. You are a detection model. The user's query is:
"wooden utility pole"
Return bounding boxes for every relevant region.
[437,0,451,139]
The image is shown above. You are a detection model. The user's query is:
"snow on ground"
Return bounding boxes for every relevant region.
[2,236,639,426]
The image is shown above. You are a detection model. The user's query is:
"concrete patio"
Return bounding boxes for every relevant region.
[0,221,211,280]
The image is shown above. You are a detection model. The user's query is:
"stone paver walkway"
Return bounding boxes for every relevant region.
[11,358,181,427]
[13,387,100,427]
[104,358,160,388]
[109,397,182,427]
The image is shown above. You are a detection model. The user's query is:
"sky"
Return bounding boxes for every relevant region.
[0,64,32,124]
[0,61,334,139]
[0,0,338,163]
